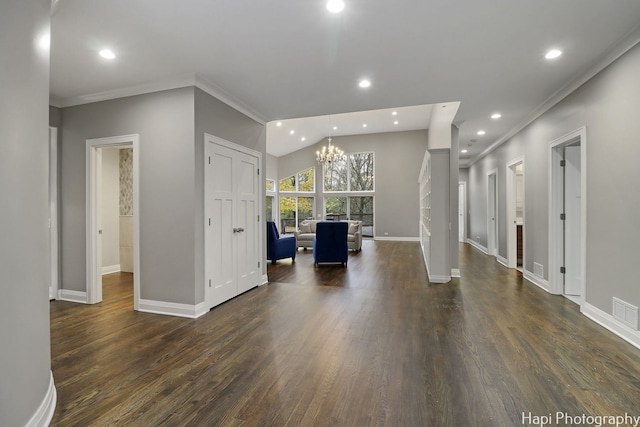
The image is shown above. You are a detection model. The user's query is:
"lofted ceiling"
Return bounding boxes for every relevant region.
[50,0,640,165]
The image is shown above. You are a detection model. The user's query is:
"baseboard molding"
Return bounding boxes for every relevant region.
[374,236,420,242]
[583,303,640,350]
[101,264,121,275]
[138,299,207,319]
[523,269,551,293]
[466,239,488,254]
[451,268,461,278]
[59,289,88,303]
[261,274,269,286]
[496,255,508,268]
[25,371,56,427]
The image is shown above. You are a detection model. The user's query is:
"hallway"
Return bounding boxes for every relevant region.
[50,241,640,426]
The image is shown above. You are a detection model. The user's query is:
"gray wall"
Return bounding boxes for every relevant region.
[194,87,267,294]
[467,41,640,315]
[266,153,279,183]
[61,87,196,303]
[277,130,428,238]
[458,167,470,240]
[0,0,53,425]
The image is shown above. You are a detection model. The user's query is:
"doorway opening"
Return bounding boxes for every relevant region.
[550,128,586,304]
[86,135,140,309]
[458,182,467,243]
[506,157,524,270]
[487,170,498,257]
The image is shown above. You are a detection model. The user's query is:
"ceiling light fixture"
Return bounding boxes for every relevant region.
[289,130,295,135]
[545,49,562,59]
[276,122,282,127]
[491,113,502,119]
[392,111,398,116]
[99,49,116,59]
[358,79,371,88]
[394,121,399,125]
[326,0,345,13]
[317,120,344,169]
[461,149,468,153]
[362,124,367,128]
[477,130,486,136]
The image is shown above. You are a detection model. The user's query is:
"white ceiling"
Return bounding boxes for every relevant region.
[50,0,640,165]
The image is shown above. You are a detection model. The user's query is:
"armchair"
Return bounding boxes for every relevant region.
[266,221,296,265]
[313,221,348,267]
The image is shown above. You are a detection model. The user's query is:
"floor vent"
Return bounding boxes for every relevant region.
[533,262,544,278]
[613,298,639,330]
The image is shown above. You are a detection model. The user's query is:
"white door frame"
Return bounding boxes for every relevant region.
[486,169,498,256]
[549,127,587,302]
[86,134,140,308]
[506,157,524,269]
[49,127,59,300]
[458,181,467,243]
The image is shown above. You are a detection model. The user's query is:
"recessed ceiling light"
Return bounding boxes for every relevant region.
[358,79,371,88]
[362,124,367,128]
[301,137,306,142]
[99,49,116,59]
[477,130,486,136]
[545,49,562,60]
[326,0,345,13]
[461,149,468,153]
[276,122,282,127]
[333,126,338,130]
[394,121,399,125]
[289,130,295,135]
[491,113,502,119]
[392,111,398,116]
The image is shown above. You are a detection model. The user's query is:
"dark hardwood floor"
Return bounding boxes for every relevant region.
[50,241,640,426]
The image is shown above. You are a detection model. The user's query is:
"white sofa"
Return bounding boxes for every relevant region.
[295,219,362,252]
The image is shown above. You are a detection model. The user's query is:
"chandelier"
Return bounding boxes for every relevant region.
[316,137,344,167]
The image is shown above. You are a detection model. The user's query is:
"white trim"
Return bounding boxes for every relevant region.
[373,236,420,242]
[54,74,267,125]
[101,264,121,275]
[49,127,59,300]
[583,303,640,351]
[86,135,141,310]
[451,268,461,278]
[465,24,640,167]
[261,274,269,286]
[523,269,552,293]
[466,238,488,255]
[496,255,508,268]
[506,157,524,269]
[58,289,88,304]
[458,181,467,243]
[139,299,208,319]
[548,127,587,304]
[25,371,56,427]
[428,274,451,284]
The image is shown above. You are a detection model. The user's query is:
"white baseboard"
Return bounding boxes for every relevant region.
[138,299,207,319]
[25,371,56,427]
[374,236,420,242]
[583,303,640,350]
[428,273,451,283]
[466,239,488,254]
[496,255,508,267]
[101,264,121,275]
[59,289,88,303]
[523,269,551,293]
[261,274,269,286]
[451,268,461,278]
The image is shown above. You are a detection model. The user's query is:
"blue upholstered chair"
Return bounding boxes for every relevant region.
[266,221,296,265]
[313,221,349,267]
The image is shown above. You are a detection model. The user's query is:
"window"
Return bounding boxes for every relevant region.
[266,179,275,192]
[324,152,374,192]
[279,168,315,193]
[266,179,276,222]
[324,196,374,237]
[280,196,315,234]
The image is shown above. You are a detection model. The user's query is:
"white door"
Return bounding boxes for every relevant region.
[205,139,260,309]
[458,183,466,243]
[563,145,582,296]
[487,173,497,256]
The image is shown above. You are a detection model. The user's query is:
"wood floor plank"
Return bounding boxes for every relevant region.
[50,242,640,426]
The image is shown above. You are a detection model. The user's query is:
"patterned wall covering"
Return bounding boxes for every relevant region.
[119,148,133,215]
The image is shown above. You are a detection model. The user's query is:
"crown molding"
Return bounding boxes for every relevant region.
[52,73,267,125]
[467,22,640,167]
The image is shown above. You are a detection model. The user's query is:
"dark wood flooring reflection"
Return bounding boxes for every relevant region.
[50,241,640,426]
